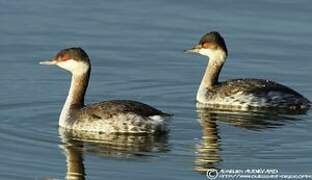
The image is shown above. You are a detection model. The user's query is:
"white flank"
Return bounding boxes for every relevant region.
[70,113,169,134]
[197,90,271,110]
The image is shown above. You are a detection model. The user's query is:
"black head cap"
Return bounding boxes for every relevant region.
[55,47,90,63]
[199,31,228,56]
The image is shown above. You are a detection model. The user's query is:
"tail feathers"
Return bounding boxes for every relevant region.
[149,114,171,133]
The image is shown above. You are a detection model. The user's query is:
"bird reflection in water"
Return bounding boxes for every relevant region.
[194,105,305,173]
[58,128,169,180]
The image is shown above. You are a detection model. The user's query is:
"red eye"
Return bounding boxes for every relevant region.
[202,42,210,48]
[62,55,71,61]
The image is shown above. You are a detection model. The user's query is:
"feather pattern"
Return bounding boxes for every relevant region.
[186,32,311,112]
[198,78,311,110]
[72,100,170,134]
[41,48,171,134]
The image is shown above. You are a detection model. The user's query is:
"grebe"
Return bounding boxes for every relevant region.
[185,31,311,111]
[40,47,170,134]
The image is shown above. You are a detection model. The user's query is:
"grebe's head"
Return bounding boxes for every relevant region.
[185,31,228,61]
[39,47,90,75]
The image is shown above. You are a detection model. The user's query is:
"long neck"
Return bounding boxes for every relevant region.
[197,52,226,102]
[201,59,224,88]
[59,69,90,127]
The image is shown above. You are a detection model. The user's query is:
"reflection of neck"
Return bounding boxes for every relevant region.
[59,69,90,127]
[65,145,86,180]
[194,109,221,173]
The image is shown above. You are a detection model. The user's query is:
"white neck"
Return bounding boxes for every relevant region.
[197,50,227,102]
[59,72,90,127]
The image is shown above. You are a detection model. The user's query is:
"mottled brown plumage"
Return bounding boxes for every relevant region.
[40,48,170,134]
[185,32,311,112]
[83,100,168,117]
[208,79,310,110]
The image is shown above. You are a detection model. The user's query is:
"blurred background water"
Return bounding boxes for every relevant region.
[0,0,311,179]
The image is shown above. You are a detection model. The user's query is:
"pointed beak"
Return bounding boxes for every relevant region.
[184,44,202,54]
[39,59,57,65]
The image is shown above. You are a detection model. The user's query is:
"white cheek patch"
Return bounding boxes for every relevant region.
[199,48,226,64]
[57,59,89,74]
[198,48,213,57]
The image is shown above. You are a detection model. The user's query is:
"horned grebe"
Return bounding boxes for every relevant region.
[185,31,311,111]
[40,47,170,134]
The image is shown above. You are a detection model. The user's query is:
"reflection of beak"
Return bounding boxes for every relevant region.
[184,44,202,54]
[39,59,57,65]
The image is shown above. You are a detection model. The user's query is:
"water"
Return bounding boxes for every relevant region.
[1,0,312,179]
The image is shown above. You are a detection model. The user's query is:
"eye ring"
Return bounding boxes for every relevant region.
[62,55,71,61]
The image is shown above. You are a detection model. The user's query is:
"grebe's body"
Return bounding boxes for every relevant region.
[40,48,170,134]
[62,100,169,134]
[186,32,310,111]
[197,78,310,111]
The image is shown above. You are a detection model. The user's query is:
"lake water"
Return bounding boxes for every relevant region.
[1,0,312,179]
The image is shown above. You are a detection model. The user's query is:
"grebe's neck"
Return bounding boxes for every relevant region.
[59,69,90,127]
[202,58,224,88]
[197,50,226,102]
